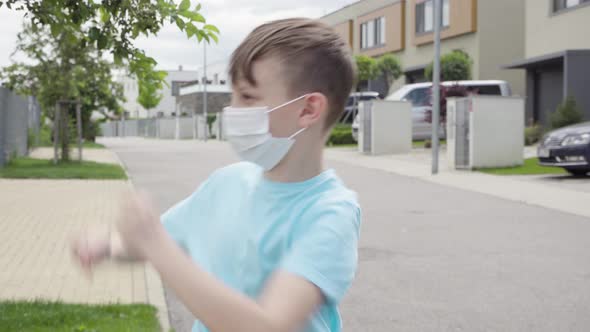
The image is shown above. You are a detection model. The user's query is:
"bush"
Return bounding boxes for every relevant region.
[425,50,473,81]
[83,120,102,142]
[327,124,355,146]
[355,55,380,83]
[525,124,544,146]
[551,96,584,129]
[38,124,52,146]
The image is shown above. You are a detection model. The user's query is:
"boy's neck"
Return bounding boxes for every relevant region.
[264,145,324,183]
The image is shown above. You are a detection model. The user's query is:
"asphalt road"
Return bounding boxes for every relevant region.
[104,137,590,332]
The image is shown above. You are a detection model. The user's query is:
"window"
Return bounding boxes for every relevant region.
[404,88,430,107]
[360,16,386,49]
[469,85,501,96]
[553,0,590,12]
[367,20,375,48]
[416,0,450,34]
[377,17,386,46]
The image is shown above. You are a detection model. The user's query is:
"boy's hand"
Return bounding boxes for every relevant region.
[70,225,111,277]
[116,191,165,260]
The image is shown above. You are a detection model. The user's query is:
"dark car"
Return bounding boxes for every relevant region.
[341,91,380,124]
[538,122,590,176]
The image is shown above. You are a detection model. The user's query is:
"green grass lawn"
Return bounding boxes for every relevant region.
[0,301,160,332]
[478,157,567,175]
[0,158,127,180]
[40,141,105,149]
[327,143,357,148]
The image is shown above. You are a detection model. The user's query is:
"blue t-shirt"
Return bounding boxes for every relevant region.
[161,162,361,332]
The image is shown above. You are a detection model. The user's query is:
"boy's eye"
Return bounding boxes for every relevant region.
[241,93,254,100]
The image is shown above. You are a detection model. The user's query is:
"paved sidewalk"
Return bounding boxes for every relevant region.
[0,148,169,331]
[326,147,590,218]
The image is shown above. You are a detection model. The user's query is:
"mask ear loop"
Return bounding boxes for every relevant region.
[288,127,306,139]
[266,94,310,113]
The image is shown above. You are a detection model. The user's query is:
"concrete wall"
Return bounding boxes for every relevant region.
[333,20,353,48]
[177,92,232,115]
[477,0,526,97]
[0,87,32,166]
[525,0,590,58]
[100,117,205,139]
[358,100,411,154]
[470,96,524,168]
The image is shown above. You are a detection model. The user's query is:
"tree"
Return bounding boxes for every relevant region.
[425,50,472,82]
[355,55,379,90]
[137,63,166,116]
[0,0,219,85]
[1,24,125,159]
[376,54,402,94]
[1,0,218,160]
[551,96,584,129]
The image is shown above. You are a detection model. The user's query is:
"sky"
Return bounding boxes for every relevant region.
[0,0,357,76]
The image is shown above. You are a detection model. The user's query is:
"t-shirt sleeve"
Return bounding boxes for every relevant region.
[160,177,213,251]
[280,202,361,304]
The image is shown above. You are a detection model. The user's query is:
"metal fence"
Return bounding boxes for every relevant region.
[0,87,41,167]
[100,114,224,140]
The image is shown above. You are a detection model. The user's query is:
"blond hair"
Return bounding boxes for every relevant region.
[229,18,356,130]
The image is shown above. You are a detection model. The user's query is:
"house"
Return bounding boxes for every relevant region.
[504,0,590,126]
[321,0,526,98]
[115,66,201,118]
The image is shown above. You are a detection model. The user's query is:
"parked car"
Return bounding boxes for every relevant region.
[538,121,590,176]
[352,80,512,142]
[341,91,380,124]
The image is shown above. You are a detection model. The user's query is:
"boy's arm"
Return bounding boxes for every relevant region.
[119,194,325,332]
[148,228,324,332]
[110,231,143,262]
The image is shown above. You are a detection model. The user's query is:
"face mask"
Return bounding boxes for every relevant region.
[222,94,308,171]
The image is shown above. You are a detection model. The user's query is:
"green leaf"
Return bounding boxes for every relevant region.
[175,17,185,30]
[99,7,110,23]
[189,11,205,23]
[208,31,218,43]
[203,24,219,34]
[88,27,100,41]
[114,53,123,66]
[50,24,62,37]
[195,3,201,11]
[195,30,204,42]
[179,0,190,11]
[185,23,197,37]
[97,34,108,49]
[131,26,140,39]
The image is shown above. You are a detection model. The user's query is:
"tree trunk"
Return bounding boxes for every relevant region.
[60,104,70,162]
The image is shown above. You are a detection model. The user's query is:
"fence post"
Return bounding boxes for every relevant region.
[76,101,83,162]
[53,102,60,164]
[0,89,6,167]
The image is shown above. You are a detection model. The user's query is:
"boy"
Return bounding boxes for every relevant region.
[72,18,360,332]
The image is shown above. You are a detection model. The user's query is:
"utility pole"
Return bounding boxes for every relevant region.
[203,42,208,142]
[431,0,442,175]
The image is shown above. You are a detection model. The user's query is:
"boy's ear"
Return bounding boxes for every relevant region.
[299,93,328,128]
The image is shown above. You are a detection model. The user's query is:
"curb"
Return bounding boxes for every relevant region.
[145,265,171,332]
[101,140,172,332]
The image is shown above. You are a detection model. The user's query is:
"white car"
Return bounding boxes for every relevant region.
[352,80,512,141]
